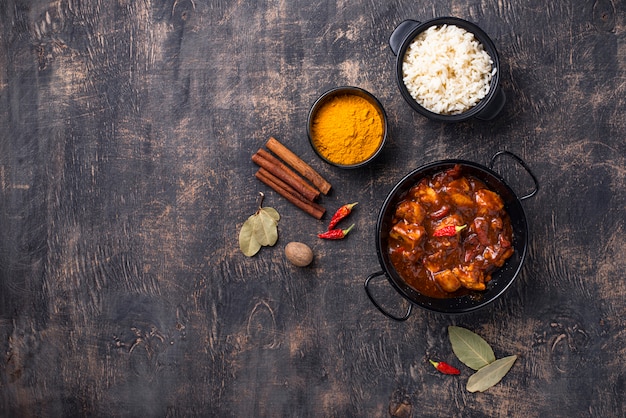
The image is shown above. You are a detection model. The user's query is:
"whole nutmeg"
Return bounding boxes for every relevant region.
[284,242,314,267]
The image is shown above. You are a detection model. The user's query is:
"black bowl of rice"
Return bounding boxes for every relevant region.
[389,17,505,122]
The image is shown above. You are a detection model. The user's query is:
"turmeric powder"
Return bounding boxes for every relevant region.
[310,93,384,166]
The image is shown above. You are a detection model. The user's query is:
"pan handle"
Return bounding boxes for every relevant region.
[489,151,539,200]
[364,271,413,321]
[389,20,421,56]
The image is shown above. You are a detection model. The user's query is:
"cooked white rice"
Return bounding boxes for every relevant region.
[402,24,496,115]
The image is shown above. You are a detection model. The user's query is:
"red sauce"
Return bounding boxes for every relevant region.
[387,165,514,299]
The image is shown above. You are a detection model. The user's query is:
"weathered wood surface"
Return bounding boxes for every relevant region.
[1,0,624,417]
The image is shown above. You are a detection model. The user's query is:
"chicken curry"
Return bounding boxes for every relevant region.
[387,165,514,298]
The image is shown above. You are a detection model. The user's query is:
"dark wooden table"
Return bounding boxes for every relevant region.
[1,1,624,417]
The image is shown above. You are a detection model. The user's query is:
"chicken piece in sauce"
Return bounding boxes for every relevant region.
[394,200,426,224]
[411,182,439,205]
[447,191,474,207]
[475,189,504,214]
[389,222,425,250]
[433,269,462,293]
[452,265,487,291]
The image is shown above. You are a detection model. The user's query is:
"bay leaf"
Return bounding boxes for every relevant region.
[261,207,280,222]
[466,355,517,393]
[239,216,262,257]
[448,326,496,371]
[253,209,278,246]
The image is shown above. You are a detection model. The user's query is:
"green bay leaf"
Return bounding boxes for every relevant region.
[261,207,280,222]
[239,216,262,256]
[449,326,496,371]
[253,210,278,246]
[466,355,517,393]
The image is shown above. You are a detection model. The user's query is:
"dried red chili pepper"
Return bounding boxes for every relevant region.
[433,224,467,237]
[318,224,355,240]
[327,202,358,230]
[429,360,460,375]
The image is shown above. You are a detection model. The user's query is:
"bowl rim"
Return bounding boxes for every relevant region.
[395,16,502,122]
[307,86,388,169]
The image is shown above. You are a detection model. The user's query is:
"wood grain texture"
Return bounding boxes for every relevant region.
[1,0,625,417]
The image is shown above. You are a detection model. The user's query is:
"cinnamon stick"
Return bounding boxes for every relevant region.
[255,169,325,219]
[266,137,332,194]
[252,149,320,202]
[257,168,326,214]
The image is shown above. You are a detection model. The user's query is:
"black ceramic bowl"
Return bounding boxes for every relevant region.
[307,86,388,169]
[389,17,505,122]
[365,152,538,320]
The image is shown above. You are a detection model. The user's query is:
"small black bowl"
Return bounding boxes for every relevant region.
[307,86,388,169]
[389,17,506,122]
